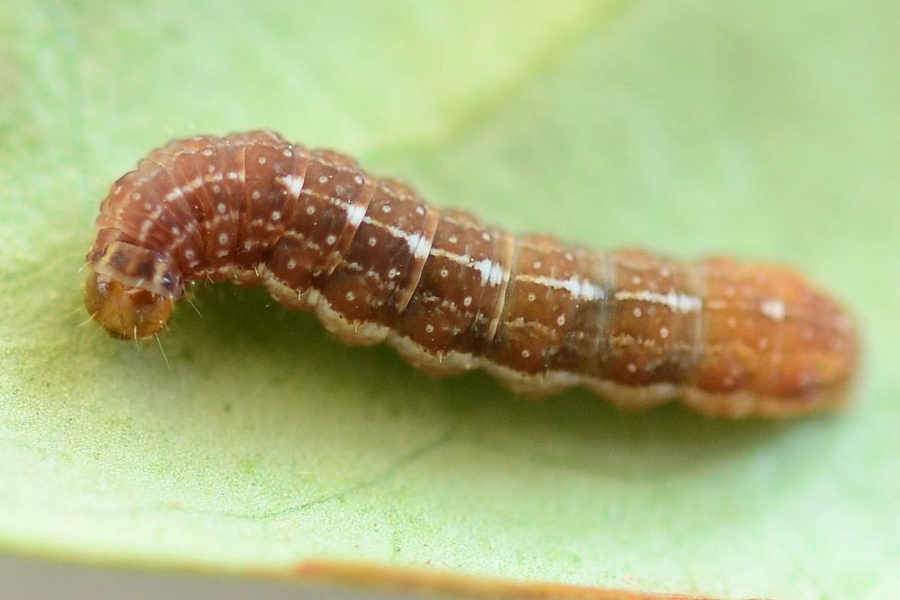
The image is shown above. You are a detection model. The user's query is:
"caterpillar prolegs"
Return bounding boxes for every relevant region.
[84,131,859,418]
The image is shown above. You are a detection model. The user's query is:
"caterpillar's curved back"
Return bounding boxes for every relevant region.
[84,131,859,418]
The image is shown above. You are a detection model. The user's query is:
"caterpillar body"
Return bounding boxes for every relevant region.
[84,131,858,418]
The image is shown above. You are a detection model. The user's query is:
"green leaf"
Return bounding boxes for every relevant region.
[1,1,898,598]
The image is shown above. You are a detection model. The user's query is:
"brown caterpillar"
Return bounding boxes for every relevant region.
[84,131,858,418]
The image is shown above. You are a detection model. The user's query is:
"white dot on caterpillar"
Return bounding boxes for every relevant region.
[463,296,472,307]
[556,315,566,326]
[283,149,293,158]
[217,203,227,214]
[271,211,281,221]
[425,324,434,334]
[521,349,531,358]
[354,175,364,185]
[633,307,642,318]
[207,164,216,173]
[381,205,391,213]
[306,205,316,215]
[659,327,669,339]
[627,363,637,373]
[171,227,181,236]
[760,299,786,321]
[388,268,399,279]
[367,236,377,247]
[218,233,228,245]
[345,291,355,301]
[212,185,221,193]
[252,190,261,200]
[326,235,337,245]
[257,156,266,165]
[415,206,425,216]
[286,258,297,270]
[532,261,542,269]
[202,149,213,157]
[318,175,329,184]
[448,235,458,244]
[632,276,641,285]
[132,192,142,200]
[527,293,536,302]
[660,267,671,277]
[440,268,449,278]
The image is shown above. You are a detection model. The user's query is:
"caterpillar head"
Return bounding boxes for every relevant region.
[84,241,182,340]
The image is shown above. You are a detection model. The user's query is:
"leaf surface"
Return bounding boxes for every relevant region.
[1,1,898,598]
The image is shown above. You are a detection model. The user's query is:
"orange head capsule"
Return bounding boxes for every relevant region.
[84,239,182,340]
[84,271,173,339]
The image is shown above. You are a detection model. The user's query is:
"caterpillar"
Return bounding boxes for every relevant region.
[84,131,858,418]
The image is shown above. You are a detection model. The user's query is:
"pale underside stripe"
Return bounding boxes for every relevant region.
[249,266,821,419]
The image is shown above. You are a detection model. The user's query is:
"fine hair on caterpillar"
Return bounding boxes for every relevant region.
[84,131,859,419]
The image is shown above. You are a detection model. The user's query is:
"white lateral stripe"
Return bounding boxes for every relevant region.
[346,203,366,227]
[279,174,305,199]
[488,261,507,286]
[429,247,470,266]
[474,258,494,286]
[409,233,431,260]
[422,247,508,288]
[614,289,702,313]
[516,274,606,301]
[362,215,420,252]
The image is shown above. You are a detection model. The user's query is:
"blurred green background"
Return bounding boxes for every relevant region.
[1,1,898,598]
